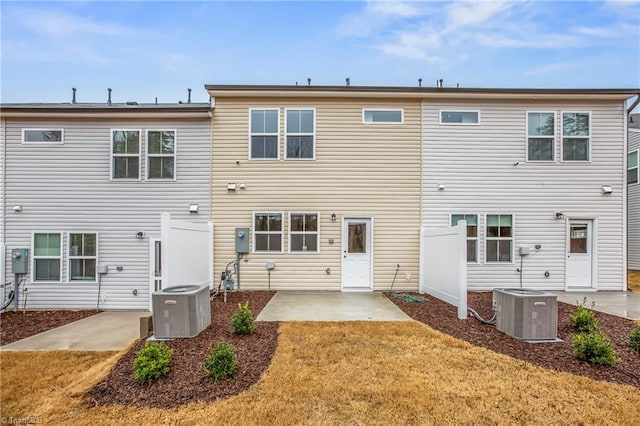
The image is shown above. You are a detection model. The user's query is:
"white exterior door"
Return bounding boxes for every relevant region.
[149,238,163,310]
[566,220,593,289]
[342,218,372,290]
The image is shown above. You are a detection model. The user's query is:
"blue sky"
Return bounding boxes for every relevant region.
[1,1,639,104]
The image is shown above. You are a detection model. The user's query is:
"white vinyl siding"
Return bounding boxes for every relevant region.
[629,129,640,270]
[253,212,284,253]
[363,109,403,124]
[68,233,97,282]
[450,214,478,263]
[146,130,176,180]
[32,233,62,283]
[527,112,555,162]
[250,108,279,159]
[111,130,141,180]
[440,110,480,125]
[289,212,319,253]
[22,129,64,144]
[422,100,625,290]
[562,112,591,161]
[285,108,315,160]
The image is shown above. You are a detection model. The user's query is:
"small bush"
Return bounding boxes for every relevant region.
[231,301,256,335]
[133,341,173,384]
[203,340,237,381]
[570,298,599,333]
[630,327,640,353]
[572,330,618,366]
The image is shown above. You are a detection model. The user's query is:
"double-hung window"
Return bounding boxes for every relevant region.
[562,112,590,161]
[147,130,176,179]
[250,109,279,159]
[527,112,555,161]
[254,212,283,252]
[32,233,62,282]
[68,233,97,282]
[628,150,638,185]
[451,214,478,263]
[22,129,64,144]
[111,130,140,179]
[289,213,319,252]
[486,214,513,263]
[286,109,315,159]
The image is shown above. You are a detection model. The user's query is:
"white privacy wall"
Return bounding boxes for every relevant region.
[419,221,467,319]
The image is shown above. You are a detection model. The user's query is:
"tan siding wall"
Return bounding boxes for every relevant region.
[629,129,640,270]
[422,100,626,290]
[211,97,422,290]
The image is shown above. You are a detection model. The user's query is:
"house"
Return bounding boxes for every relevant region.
[206,84,638,293]
[1,99,212,310]
[629,113,640,272]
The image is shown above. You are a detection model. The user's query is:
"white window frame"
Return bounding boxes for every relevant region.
[526,111,556,162]
[146,129,177,181]
[110,129,141,180]
[450,214,479,264]
[249,108,280,160]
[253,211,284,253]
[561,111,591,162]
[362,108,404,124]
[67,232,98,283]
[484,214,515,264]
[284,108,316,160]
[628,149,639,185]
[288,212,320,254]
[439,110,480,125]
[22,128,64,144]
[31,232,63,283]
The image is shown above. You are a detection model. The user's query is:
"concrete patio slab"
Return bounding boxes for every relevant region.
[549,291,640,321]
[0,311,150,351]
[256,291,412,321]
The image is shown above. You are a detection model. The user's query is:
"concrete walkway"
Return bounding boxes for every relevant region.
[0,311,150,351]
[256,291,412,321]
[550,291,640,321]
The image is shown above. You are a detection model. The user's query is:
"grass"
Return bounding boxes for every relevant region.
[2,321,640,425]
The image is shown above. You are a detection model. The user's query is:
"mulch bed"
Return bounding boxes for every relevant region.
[86,291,277,408]
[386,291,640,388]
[0,310,98,346]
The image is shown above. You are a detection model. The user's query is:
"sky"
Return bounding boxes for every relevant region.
[1,0,639,104]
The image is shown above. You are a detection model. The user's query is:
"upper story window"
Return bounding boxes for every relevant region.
[250,109,279,159]
[451,214,478,263]
[527,112,555,161]
[68,233,97,282]
[147,130,176,179]
[285,109,315,159]
[562,112,590,161]
[22,129,64,144]
[289,213,319,253]
[32,233,62,282]
[254,212,283,252]
[629,150,639,185]
[363,109,403,124]
[111,130,140,179]
[440,111,479,125]
[486,214,513,263]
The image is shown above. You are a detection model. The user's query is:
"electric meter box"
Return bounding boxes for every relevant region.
[11,248,29,274]
[235,227,250,254]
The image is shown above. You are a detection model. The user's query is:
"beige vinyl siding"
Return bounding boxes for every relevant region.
[629,128,640,270]
[3,117,211,309]
[422,100,626,290]
[212,97,421,290]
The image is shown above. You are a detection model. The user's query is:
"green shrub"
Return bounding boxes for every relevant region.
[203,340,237,381]
[572,330,618,366]
[133,341,173,384]
[570,298,599,333]
[630,327,640,353]
[231,301,256,335]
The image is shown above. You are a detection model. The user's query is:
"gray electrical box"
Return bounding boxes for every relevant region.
[235,227,249,254]
[11,248,29,274]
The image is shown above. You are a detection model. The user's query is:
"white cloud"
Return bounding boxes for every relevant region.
[446,0,513,29]
[526,62,571,76]
[368,1,423,18]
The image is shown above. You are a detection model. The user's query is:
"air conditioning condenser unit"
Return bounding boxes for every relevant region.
[152,284,211,338]
[493,288,557,341]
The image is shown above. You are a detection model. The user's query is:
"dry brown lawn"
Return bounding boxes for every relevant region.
[2,321,640,425]
[629,270,640,291]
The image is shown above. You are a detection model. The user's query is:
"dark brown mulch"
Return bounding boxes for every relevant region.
[0,309,98,346]
[87,291,277,409]
[386,291,640,388]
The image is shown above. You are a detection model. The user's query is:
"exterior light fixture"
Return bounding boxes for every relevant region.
[554,211,564,219]
[330,212,337,221]
[13,205,22,212]
[136,231,145,239]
